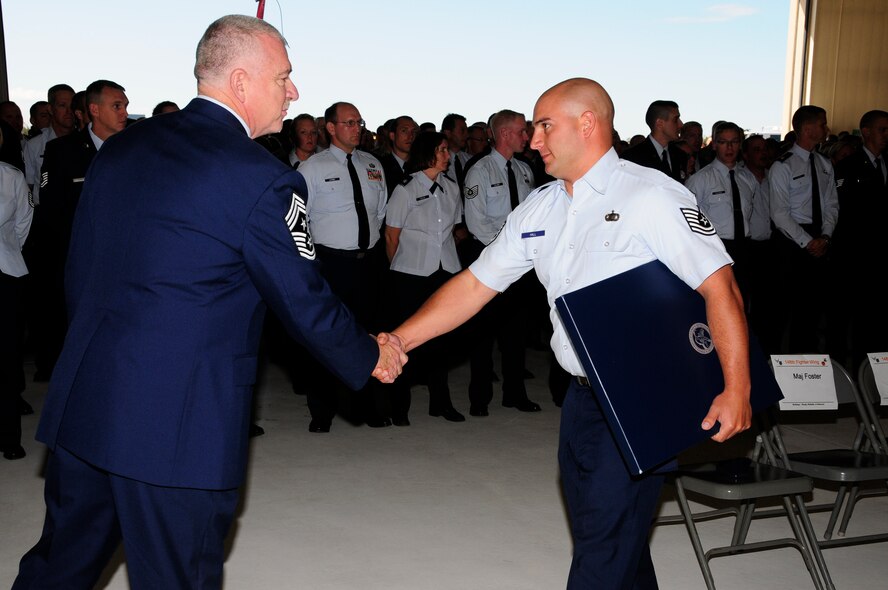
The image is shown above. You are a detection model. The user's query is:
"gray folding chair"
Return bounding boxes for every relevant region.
[654,413,834,590]
[856,359,888,455]
[764,359,888,547]
[817,359,888,540]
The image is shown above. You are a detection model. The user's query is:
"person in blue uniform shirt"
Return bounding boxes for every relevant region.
[12,15,406,590]
[0,120,33,461]
[769,105,839,354]
[462,109,541,417]
[383,78,751,589]
[298,101,392,432]
[385,131,465,425]
[739,134,780,353]
[685,121,757,302]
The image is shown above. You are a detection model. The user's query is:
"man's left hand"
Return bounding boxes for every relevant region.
[701,390,752,443]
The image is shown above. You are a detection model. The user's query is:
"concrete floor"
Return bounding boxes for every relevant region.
[2,348,887,589]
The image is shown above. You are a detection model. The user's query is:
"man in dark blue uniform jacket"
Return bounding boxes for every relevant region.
[13,15,406,590]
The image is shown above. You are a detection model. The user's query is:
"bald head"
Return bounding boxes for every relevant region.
[531,78,615,191]
[539,78,614,134]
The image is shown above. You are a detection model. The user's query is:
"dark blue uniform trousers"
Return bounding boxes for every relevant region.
[13,446,239,590]
[559,380,664,590]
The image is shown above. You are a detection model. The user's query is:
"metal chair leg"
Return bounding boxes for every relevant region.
[837,485,860,537]
[674,477,717,590]
[779,496,824,590]
[733,500,756,546]
[793,494,836,590]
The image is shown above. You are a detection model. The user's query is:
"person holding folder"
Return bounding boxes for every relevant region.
[383,78,752,589]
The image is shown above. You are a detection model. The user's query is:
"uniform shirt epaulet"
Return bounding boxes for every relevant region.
[776,151,793,163]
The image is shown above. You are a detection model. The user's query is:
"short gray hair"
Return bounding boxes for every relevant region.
[194,15,287,83]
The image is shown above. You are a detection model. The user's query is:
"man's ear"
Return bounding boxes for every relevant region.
[581,111,597,137]
[230,68,249,104]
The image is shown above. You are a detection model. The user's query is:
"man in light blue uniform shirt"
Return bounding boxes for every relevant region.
[386,78,752,589]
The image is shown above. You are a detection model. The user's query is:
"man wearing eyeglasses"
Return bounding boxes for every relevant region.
[685,121,756,302]
[299,102,391,432]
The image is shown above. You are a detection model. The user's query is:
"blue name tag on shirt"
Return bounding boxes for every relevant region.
[712,190,725,195]
[792,174,805,180]
[521,230,545,239]
[324,177,340,182]
[416,195,429,202]
[491,182,504,187]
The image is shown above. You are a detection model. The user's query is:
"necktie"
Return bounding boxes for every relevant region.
[729,169,744,240]
[875,157,885,186]
[809,152,822,236]
[430,181,440,194]
[506,160,519,210]
[346,153,370,250]
[661,148,671,176]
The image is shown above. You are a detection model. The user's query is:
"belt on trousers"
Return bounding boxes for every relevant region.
[315,244,372,259]
[575,376,590,387]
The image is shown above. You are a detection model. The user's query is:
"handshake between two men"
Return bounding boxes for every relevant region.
[370,332,409,383]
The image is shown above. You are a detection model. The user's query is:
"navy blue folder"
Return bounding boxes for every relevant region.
[554,260,783,474]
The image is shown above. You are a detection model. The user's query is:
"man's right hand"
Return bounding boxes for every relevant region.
[371,332,408,383]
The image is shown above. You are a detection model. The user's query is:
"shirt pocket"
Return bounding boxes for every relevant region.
[582,230,632,254]
[312,177,350,213]
[522,231,550,260]
[485,184,511,219]
[788,175,810,200]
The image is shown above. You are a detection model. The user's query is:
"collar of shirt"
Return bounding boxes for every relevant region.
[863,146,879,166]
[413,171,446,195]
[710,158,734,180]
[393,153,406,170]
[490,148,510,173]
[87,123,103,151]
[196,95,250,136]
[789,142,811,160]
[738,161,767,184]
[568,147,619,200]
[327,143,353,166]
[649,135,667,156]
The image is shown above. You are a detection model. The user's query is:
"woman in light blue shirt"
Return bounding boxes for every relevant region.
[0,120,33,460]
[384,132,464,425]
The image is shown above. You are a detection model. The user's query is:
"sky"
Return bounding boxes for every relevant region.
[3,0,790,139]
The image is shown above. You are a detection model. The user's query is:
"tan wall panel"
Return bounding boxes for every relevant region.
[785,0,888,134]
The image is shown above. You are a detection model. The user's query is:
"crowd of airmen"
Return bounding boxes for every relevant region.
[2,87,886,439]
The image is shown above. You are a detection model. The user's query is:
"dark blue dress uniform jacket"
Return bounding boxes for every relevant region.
[35,98,377,490]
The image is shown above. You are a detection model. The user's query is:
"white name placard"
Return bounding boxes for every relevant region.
[866,353,888,406]
[770,355,837,410]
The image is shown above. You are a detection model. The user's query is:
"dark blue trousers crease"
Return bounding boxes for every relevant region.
[559,380,664,590]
